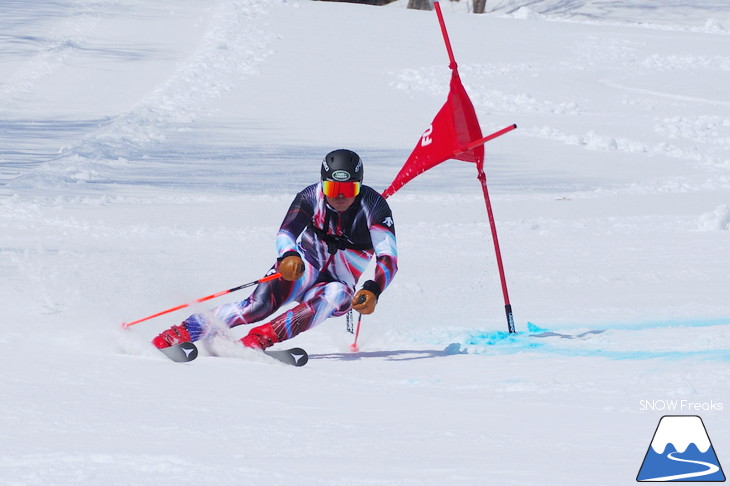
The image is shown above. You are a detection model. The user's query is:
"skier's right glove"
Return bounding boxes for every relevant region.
[277,251,305,281]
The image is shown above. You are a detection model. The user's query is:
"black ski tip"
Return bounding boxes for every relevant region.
[159,342,198,362]
[289,347,309,367]
[264,347,309,367]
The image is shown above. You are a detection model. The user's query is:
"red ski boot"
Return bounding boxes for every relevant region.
[241,323,279,350]
[152,324,192,349]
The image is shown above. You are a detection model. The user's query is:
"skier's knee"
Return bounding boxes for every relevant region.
[325,282,354,317]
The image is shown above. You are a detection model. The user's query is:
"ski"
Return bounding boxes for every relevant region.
[158,342,308,367]
[264,347,309,367]
[159,341,199,362]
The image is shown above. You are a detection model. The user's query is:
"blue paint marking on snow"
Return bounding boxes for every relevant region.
[531,317,730,332]
[527,322,548,333]
[466,330,536,347]
[529,346,730,362]
[455,320,730,361]
[461,329,544,354]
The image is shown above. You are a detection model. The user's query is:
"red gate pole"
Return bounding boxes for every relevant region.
[476,167,515,333]
[434,2,458,70]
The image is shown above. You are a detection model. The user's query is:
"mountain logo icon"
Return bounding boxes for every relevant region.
[637,415,726,482]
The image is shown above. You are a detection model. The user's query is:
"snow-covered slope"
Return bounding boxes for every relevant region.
[1,1,728,484]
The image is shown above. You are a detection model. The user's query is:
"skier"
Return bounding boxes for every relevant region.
[152,149,398,351]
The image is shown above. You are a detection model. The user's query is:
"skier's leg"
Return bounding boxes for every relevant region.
[152,265,316,348]
[242,280,353,349]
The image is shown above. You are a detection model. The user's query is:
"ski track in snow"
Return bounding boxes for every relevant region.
[0,0,111,105]
[3,0,276,189]
[392,40,730,174]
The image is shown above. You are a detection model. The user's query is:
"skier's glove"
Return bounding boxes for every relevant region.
[277,251,305,281]
[353,280,380,315]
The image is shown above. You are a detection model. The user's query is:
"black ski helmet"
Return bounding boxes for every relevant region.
[321,149,363,183]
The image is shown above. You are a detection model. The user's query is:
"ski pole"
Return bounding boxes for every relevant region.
[349,294,367,352]
[350,313,363,353]
[122,272,282,328]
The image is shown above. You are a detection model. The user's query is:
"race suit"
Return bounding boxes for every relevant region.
[182,182,398,343]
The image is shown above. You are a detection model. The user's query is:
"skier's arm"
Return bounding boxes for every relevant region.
[352,227,396,314]
[354,205,397,310]
[275,192,313,257]
[369,224,398,294]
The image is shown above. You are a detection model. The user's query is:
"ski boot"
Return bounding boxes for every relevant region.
[241,323,279,350]
[152,324,192,349]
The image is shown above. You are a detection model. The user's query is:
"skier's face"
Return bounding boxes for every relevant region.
[326,194,356,213]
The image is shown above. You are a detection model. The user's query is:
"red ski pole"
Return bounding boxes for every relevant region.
[122,272,282,328]
[349,294,367,352]
[350,313,363,352]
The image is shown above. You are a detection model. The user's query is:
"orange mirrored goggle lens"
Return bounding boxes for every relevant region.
[322,180,361,198]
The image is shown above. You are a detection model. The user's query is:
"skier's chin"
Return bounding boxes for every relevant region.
[326,196,356,212]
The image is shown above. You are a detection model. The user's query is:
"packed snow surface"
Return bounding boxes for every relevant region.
[1,0,729,484]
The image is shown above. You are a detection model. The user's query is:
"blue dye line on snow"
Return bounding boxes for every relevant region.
[455,320,730,362]
[529,317,730,332]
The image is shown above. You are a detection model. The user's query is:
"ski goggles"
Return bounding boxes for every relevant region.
[322,180,361,198]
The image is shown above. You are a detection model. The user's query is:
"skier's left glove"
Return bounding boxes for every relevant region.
[353,280,380,315]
